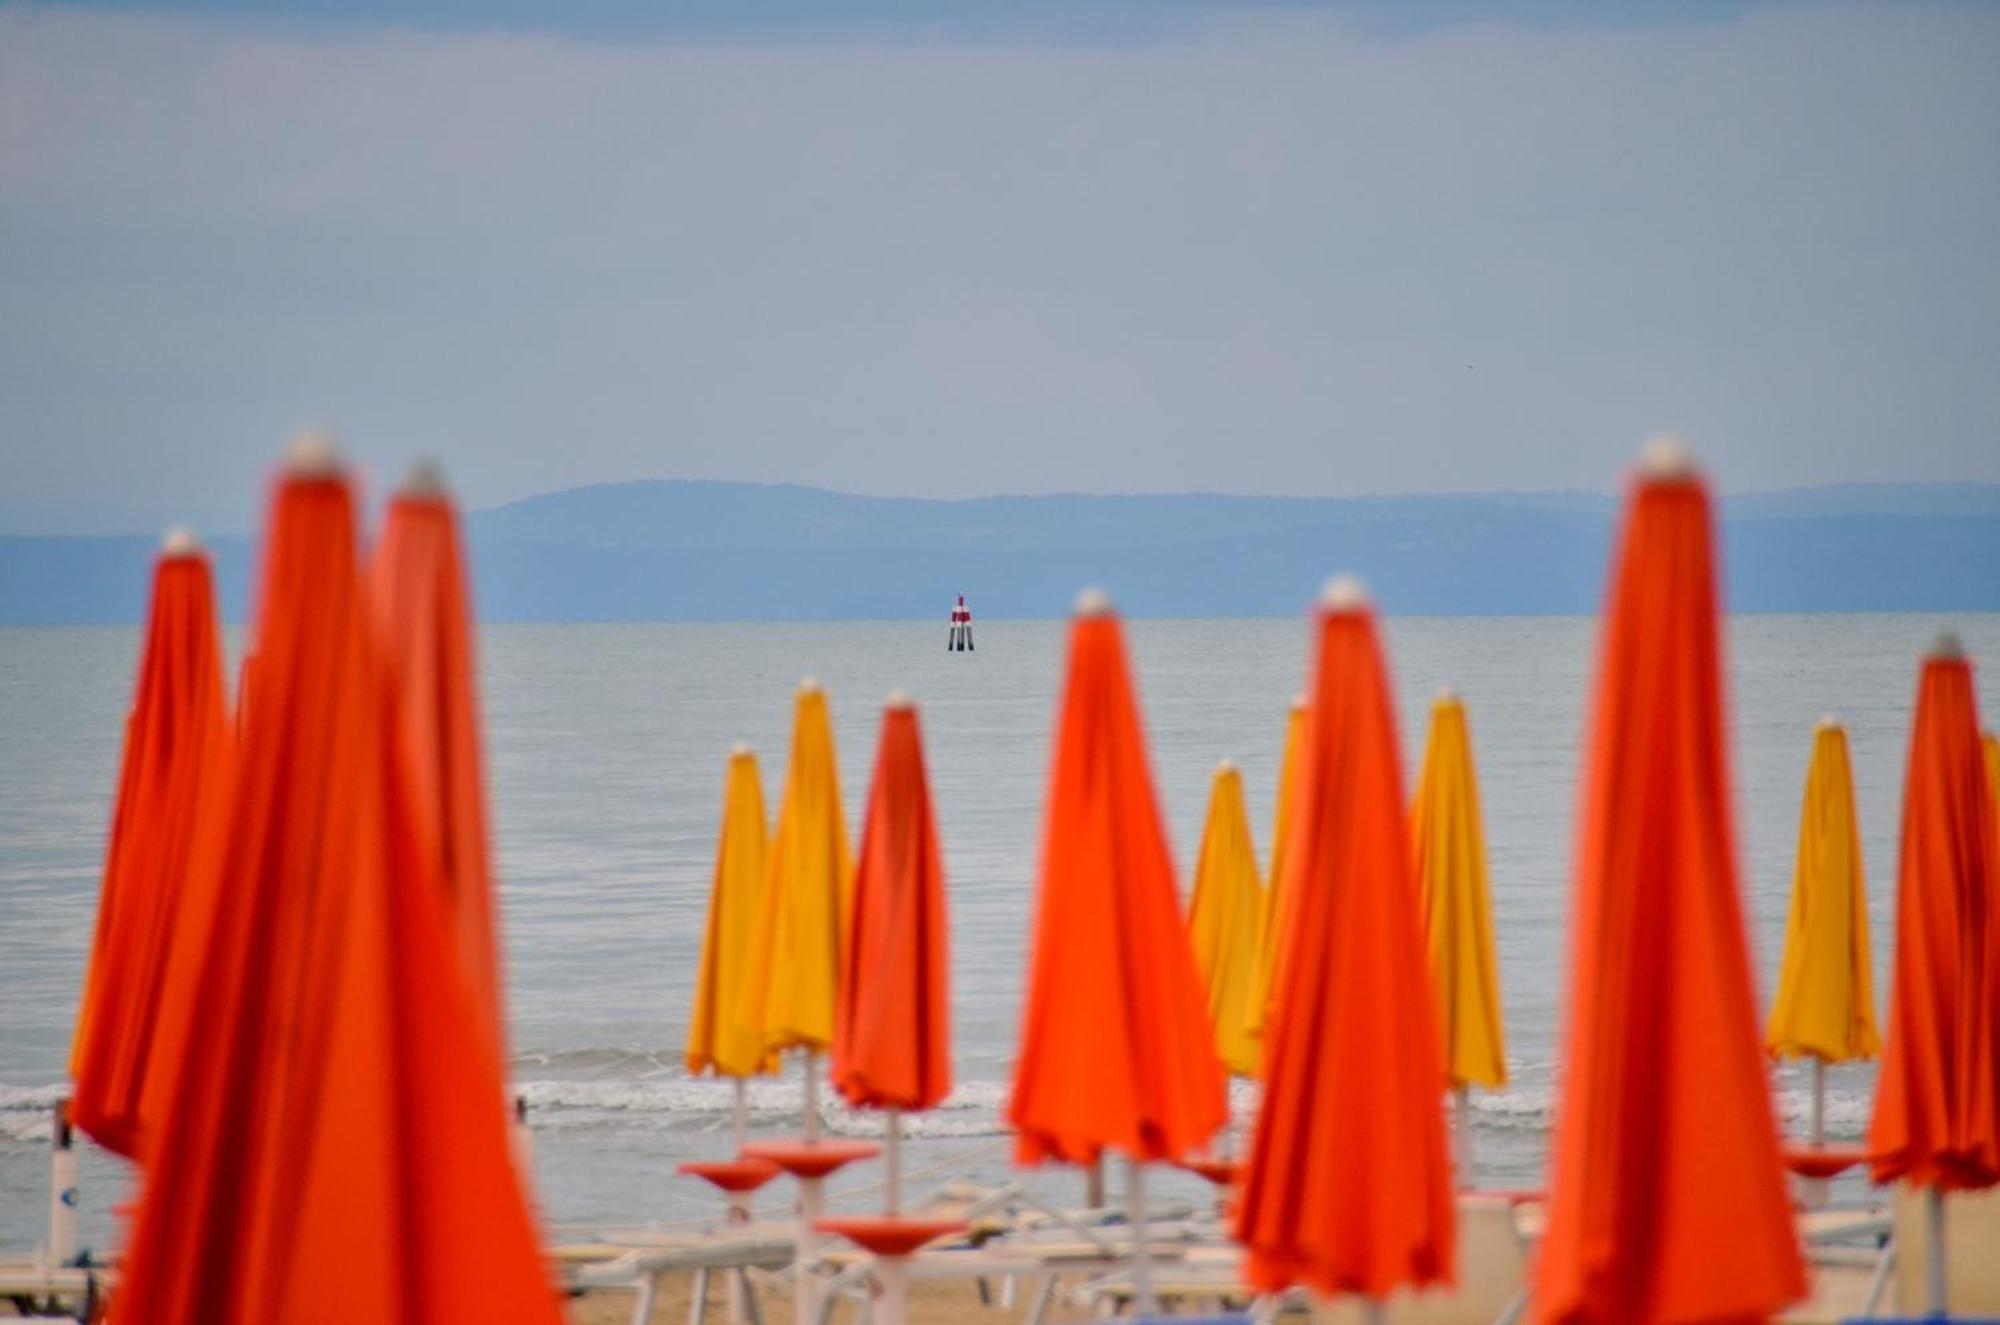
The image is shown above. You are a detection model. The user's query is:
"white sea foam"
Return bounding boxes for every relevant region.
[0,1084,68,1143]
[511,1075,1015,1139]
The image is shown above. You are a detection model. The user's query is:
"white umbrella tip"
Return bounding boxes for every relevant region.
[160,525,200,556]
[1815,714,1842,731]
[1435,685,1458,703]
[1929,630,1966,661]
[1214,757,1238,775]
[1639,433,1699,480]
[730,740,753,758]
[399,458,449,498]
[797,675,824,694]
[1073,586,1114,618]
[284,429,342,476]
[1319,575,1369,610]
[1289,693,1309,712]
[883,689,915,711]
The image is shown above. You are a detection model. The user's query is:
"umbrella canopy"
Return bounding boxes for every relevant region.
[118,441,558,1325]
[1867,640,2000,1190]
[1766,720,1880,1063]
[1186,759,1264,1079]
[1412,691,1508,1091]
[1536,443,1804,1324]
[1244,697,1308,1056]
[235,652,258,741]
[369,467,508,1058]
[1233,579,1454,1299]
[1986,730,1999,841]
[749,680,854,1055]
[1006,591,1226,1165]
[687,745,778,1079]
[70,530,232,1159]
[833,696,952,1112]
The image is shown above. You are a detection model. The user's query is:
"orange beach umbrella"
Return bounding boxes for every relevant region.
[369,464,508,1058]
[1006,590,1226,1168]
[1233,579,1454,1302]
[1867,639,1999,1194]
[1536,442,1803,1324]
[687,744,778,1082]
[834,695,952,1117]
[118,438,557,1325]
[70,529,232,1160]
[1185,759,1264,1079]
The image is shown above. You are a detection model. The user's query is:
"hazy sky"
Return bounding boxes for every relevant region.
[2,1,1996,533]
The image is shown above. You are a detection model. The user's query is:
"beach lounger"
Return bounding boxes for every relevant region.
[557,1221,797,1325]
[0,1258,107,1322]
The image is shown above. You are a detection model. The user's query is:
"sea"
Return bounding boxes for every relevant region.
[4,612,1998,1255]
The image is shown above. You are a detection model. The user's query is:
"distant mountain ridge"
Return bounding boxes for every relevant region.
[4,479,1997,624]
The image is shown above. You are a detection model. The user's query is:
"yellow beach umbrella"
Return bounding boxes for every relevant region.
[1244,696,1307,1060]
[1766,719,1879,1156]
[687,745,777,1119]
[1985,731,1999,824]
[1412,690,1507,1184]
[748,680,854,1137]
[1186,759,1265,1080]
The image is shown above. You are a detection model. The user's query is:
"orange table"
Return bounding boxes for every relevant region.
[742,1139,881,1325]
[815,1217,967,1324]
[1781,1145,1869,1182]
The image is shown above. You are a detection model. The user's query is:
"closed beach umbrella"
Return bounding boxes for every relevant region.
[1234,578,1454,1307]
[1007,590,1226,1311]
[70,529,232,1160]
[1186,759,1264,1080]
[821,695,955,1325]
[679,742,779,1292]
[833,695,951,1121]
[1867,636,1999,1312]
[1007,589,1226,1164]
[1766,720,1879,1157]
[1412,690,1506,1184]
[749,680,853,1067]
[687,744,777,1087]
[118,439,557,1325]
[1244,697,1307,1058]
[1536,441,1804,1324]
[369,464,508,1058]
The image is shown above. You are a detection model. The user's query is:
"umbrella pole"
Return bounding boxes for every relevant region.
[1454,1085,1474,1189]
[885,1107,903,1216]
[877,1254,910,1325]
[1925,1186,1946,1314]
[802,1048,820,1143]
[1808,1057,1825,1146]
[1801,1058,1830,1209]
[732,1076,749,1154]
[728,1075,754,1229]
[47,1100,76,1269]
[727,1076,753,1319]
[1362,1300,1387,1325]
[796,1175,825,1325]
[1127,1155,1157,1315]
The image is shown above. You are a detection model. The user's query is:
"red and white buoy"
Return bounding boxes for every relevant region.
[947,594,974,653]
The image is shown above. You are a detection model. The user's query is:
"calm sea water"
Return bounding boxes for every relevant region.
[3,613,1997,1253]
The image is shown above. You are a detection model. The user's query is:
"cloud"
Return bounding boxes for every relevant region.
[1,3,1996,531]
